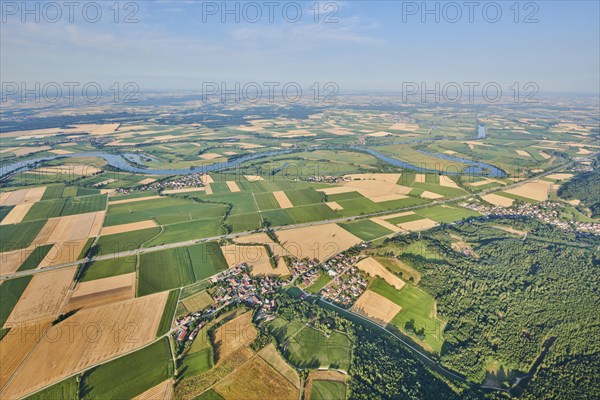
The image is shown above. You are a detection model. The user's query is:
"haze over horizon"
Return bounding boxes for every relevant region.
[1,1,599,94]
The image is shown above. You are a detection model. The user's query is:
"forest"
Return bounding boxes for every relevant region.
[558,158,600,216]
[387,217,599,398]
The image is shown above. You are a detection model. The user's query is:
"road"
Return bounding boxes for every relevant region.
[1,155,591,282]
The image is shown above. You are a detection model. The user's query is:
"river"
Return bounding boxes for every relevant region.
[0,144,505,178]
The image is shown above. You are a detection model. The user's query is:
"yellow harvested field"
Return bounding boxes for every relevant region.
[100,220,158,236]
[200,153,222,160]
[65,272,136,312]
[244,175,264,182]
[0,203,33,225]
[415,174,426,183]
[356,257,405,290]
[539,151,552,160]
[204,184,213,195]
[352,290,402,325]
[503,180,553,202]
[515,150,531,157]
[5,267,76,326]
[443,150,457,155]
[277,223,362,261]
[213,312,257,362]
[326,201,343,211]
[390,122,419,131]
[226,181,241,192]
[48,149,73,155]
[0,292,168,399]
[420,191,444,199]
[0,319,53,389]
[493,225,528,237]
[325,128,354,135]
[366,131,393,137]
[138,178,157,185]
[481,194,515,207]
[258,343,301,389]
[273,191,294,208]
[397,218,438,232]
[220,244,288,276]
[577,148,593,155]
[182,291,214,312]
[0,247,35,275]
[467,178,496,187]
[213,355,299,400]
[109,195,162,205]
[0,187,46,206]
[162,187,205,194]
[253,256,290,277]
[439,176,460,188]
[345,173,401,183]
[133,379,173,400]
[37,239,89,268]
[82,123,120,135]
[369,218,402,233]
[28,164,101,176]
[12,146,51,157]
[320,175,410,203]
[33,211,105,244]
[545,173,573,181]
[233,232,273,244]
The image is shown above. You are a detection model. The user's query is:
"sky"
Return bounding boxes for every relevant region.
[1,0,599,94]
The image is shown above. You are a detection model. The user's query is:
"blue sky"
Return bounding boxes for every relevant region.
[1,1,599,93]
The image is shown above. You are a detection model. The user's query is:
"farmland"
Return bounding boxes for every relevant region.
[369,278,445,354]
[138,242,228,296]
[269,318,353,371]
[80,338,174,399]
[0,276,32,327]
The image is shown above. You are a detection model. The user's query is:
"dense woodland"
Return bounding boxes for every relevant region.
[558,160,600,217]
[388,217,599,398]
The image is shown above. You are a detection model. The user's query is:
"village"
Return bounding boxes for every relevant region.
[173,243,372,347]
[466,200,600,235]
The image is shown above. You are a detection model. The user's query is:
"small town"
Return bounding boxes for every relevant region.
[466,199,600,235]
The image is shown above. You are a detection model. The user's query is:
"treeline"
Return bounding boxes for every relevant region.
[272,293,486,399]
[558,162,600,216]
[387,217,600,398]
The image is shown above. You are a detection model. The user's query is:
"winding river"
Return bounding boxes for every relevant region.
[0,142,505,179]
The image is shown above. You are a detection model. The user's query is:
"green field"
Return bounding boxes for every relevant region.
[79,256,136,282]
[310,380,346,400]
[23,198,66,221]
[285,188,324,206]
[0,276,32,327]
[24,376,79,400]
[157,289,180,337]
[81,338,174,399]
[16,244,54,271]
[339,220,393,241]
[145,218,224,247]
[181,348,214,378]
[0,220,46,251]
[285,326,352,370]
[194,389,224,400]
[105,197,227,226]
[95,227,161,256]
[61,194,107,216]
[415,205,480,223]
[369,278,445,353]
[138,242,227,296]
[386,213,426,225]
[305,274,332,294]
